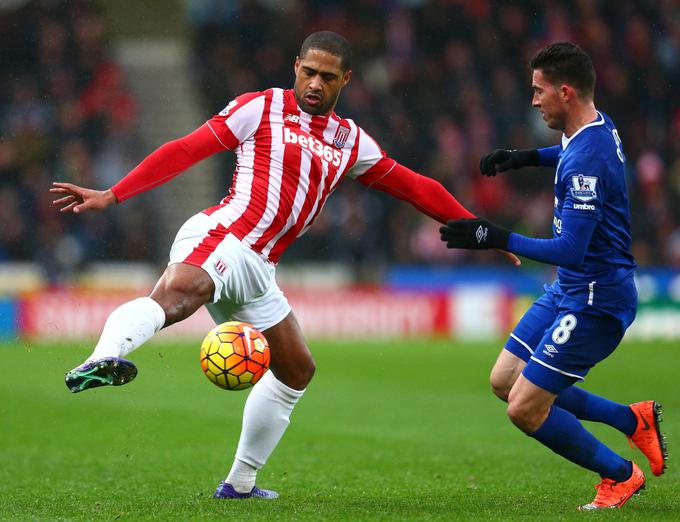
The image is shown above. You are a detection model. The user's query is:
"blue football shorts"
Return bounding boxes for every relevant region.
[504,289,627,395]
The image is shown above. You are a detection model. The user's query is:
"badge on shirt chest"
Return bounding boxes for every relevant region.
[333,125,350,148]
[570,174,598,202]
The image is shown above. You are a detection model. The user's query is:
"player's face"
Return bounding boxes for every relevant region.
[294,49,351,115]
[531,69,568,131]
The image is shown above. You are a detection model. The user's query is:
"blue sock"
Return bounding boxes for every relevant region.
[554,386,637,436]
[531,405,632,482]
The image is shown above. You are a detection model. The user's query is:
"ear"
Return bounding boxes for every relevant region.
[560,84,578,102]
[294,56,301,75]
[341,69,352,88]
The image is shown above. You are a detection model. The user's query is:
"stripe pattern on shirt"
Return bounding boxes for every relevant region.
[201,88,385,263]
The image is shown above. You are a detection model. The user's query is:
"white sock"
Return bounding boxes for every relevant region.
[226,459,257,492]
[226,370,305,492]
[86,297,165,362]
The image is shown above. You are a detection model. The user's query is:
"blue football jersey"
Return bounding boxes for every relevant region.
[551,111,637,326]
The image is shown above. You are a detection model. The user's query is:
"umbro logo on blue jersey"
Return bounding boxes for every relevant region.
[543,344,559,358]
[573,203,596,211]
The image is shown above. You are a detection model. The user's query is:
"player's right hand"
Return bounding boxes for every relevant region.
[50,182,117,213]
[479,149,514,176]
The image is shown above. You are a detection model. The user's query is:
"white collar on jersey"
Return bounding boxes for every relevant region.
[561,111,605,150]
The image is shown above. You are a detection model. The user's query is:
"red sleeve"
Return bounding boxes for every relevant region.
[110,123,225,203]
[356,160,476,223]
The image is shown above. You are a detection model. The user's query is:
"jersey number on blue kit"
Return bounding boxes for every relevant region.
[552,314,577,344]
[612,129,624,163]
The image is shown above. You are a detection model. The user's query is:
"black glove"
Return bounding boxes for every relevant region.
[440,218,511,250]
[479,149,539,176]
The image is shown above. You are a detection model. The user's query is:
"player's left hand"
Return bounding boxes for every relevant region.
[440,217,511,250]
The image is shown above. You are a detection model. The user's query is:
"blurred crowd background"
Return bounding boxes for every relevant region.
[0,0,157,282]
[2,0,680,282]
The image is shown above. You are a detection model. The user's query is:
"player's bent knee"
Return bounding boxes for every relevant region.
[301,356,316,384]
[506,402,533,433]
[506,405,528,432]
[284,355,316,389]
[271,351,315,390]
[489,369,512,402]
[506,401,546,433]
[490,380,510,402]
[150,271,214,326]
[151,289,205,326]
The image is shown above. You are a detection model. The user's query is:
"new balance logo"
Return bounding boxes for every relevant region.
[284,114,300,123]
[219,100,237,116]
[475,225,488,244]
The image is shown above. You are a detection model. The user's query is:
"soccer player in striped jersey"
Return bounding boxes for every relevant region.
[441,42,667,510]
[51,31,519,499]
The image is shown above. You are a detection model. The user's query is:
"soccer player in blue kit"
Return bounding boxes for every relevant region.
[440,43,667,510]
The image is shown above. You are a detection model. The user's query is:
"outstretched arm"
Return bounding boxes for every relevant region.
[506,214,596,268]
[480,145,561,176]
[441,213,596,270]
[357,161,475,222]
[51,123,225,212]
[358,161,521,266]
[537,145,561,167]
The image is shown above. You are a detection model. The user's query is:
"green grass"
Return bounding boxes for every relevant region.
[1,338,678,520]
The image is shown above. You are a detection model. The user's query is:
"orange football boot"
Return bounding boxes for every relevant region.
[628,401,668,476]
[578,462,645,511]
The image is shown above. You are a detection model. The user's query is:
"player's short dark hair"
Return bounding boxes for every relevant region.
[530,42,596,99]
[300,31,352,71]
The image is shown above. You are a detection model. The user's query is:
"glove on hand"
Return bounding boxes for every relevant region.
[440,218,511,250]
[479,149,539,176]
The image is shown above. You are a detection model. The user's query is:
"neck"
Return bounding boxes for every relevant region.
[563,101,598,137]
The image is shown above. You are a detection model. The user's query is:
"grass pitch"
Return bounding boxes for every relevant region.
[1,337,678,520]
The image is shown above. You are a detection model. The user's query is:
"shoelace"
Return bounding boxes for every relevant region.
[593,478,619,503]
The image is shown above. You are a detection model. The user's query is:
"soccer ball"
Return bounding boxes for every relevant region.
[200,321,271,390]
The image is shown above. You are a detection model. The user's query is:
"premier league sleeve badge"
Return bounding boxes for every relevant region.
[570,174,598,202]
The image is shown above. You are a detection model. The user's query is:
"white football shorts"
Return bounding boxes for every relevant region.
[168,212,291,331]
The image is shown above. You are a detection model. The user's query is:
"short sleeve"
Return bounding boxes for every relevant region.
[561,153,604,221]
[346,127,395,180]
[205,91,266,150]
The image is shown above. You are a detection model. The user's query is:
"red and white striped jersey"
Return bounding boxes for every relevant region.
[202,88,395,264]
